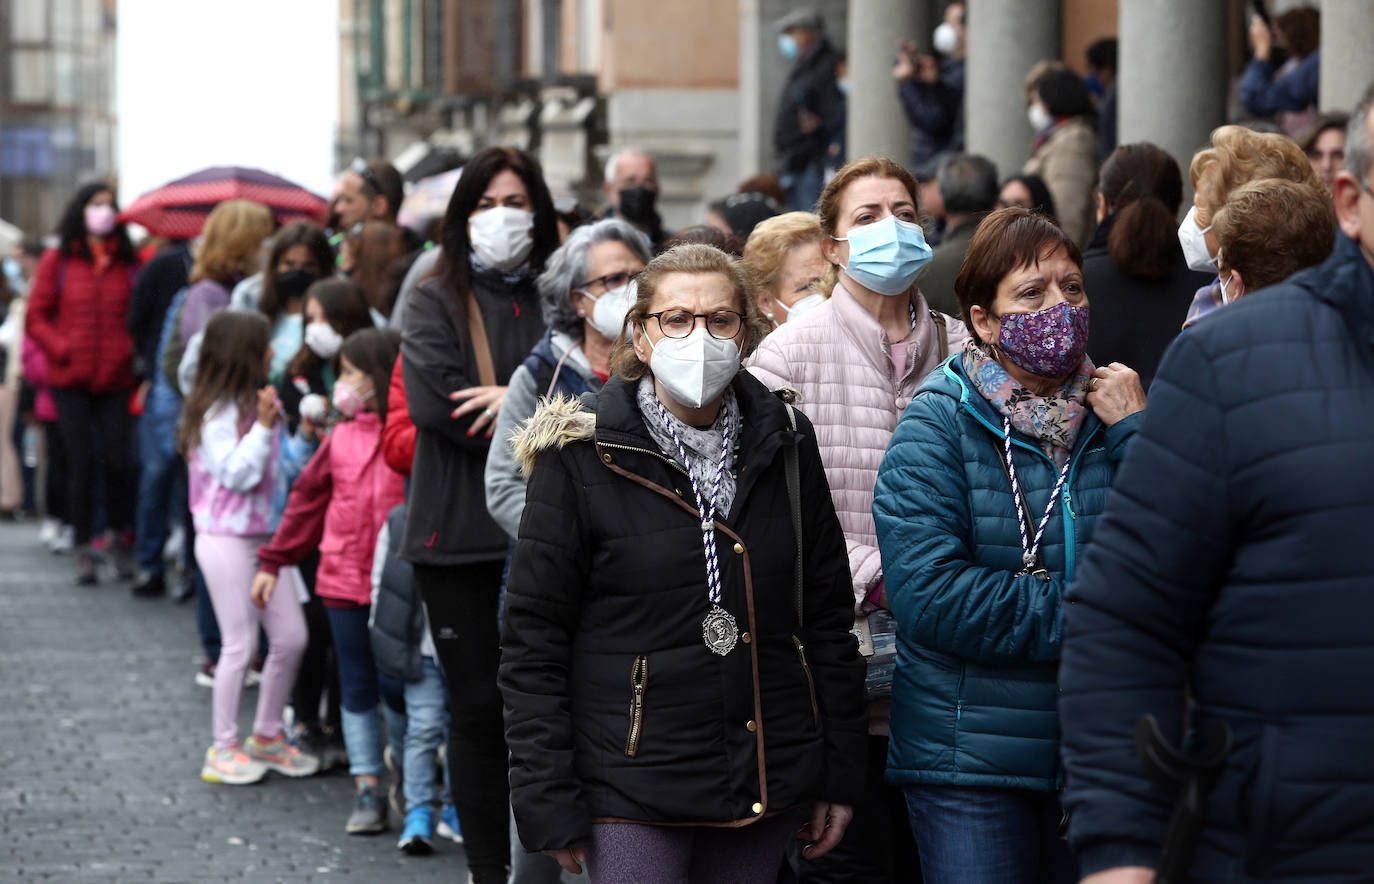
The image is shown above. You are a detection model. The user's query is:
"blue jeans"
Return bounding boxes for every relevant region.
[784,163,825,212]
[134,379,183,574]
[327,605,384,777]
[398,656,449,812]
[903,785,1077,884]
[194,566,220,663]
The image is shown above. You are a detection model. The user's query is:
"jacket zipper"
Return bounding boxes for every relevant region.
[625,655,648,757]
[792,636,819,725]
[597,440,691,479]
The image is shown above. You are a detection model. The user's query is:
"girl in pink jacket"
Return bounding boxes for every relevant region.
[253,327,405,834]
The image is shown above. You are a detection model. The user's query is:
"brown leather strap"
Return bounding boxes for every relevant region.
[466,290,497,387]
[930,309,950,360]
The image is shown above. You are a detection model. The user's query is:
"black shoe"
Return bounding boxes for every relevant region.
[131,572,166,598]
[74,549,98,586]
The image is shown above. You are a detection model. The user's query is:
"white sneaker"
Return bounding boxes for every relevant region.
[163,524,186,564]
[50,525,75,555]
[39,517,59,545]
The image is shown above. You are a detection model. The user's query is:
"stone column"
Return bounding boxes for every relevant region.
[845,0,929,165]
[1118,0,1226,183]
[1320,0,1374,112]
[963,0,1059,180]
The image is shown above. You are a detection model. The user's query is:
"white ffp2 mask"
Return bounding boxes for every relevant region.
[644,326,740,410]
[469,206,535,270]
[581,280,638,342]
[1178,206,1218,274]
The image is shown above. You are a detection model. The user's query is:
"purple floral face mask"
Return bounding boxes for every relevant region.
[996,302,1090,379]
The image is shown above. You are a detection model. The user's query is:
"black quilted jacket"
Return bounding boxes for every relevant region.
[499,372,866,852]
[1061,233,1374,882]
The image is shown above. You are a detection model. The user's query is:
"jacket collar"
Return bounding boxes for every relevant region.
[593,371,798,519]
[1306,234,1374,347]
[920,353,1103,464]
[828,280,941,388]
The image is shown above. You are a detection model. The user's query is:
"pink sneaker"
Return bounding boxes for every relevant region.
[201,745,266,785]
[245,733,320,777]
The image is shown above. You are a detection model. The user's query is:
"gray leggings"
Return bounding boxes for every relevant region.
[584,813,801,884]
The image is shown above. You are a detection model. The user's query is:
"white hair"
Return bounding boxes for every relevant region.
[603,147,654,186]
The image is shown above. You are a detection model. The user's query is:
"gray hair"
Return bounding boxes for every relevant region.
[536,218,653,336]
[937,153,1000,215]
[1347,83,1374,184]
[603,148,654,186]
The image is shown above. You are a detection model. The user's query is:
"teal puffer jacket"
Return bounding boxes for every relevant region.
[873,356,1138,791]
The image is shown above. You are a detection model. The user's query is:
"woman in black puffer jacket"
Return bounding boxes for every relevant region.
[500,243,866,882]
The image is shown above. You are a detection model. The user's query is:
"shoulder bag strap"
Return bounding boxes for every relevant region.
[466,290,497,387]
[783,401,803,628]
[929,309,949,361]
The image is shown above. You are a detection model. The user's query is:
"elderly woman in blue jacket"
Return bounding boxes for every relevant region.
[872,206,1145,884]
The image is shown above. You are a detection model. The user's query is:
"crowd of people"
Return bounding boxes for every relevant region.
[1,3,1372,882]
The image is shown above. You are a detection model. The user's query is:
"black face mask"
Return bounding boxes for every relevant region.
[275,268,318,301]
[617,186,660,226]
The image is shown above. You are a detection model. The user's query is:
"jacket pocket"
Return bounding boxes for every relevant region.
[793,636,819,725]
[624,655,648,758]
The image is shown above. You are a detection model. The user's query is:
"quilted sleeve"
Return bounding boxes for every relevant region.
[874,395,1067,665]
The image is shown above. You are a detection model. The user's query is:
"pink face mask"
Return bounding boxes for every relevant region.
[84,205,118,237]
[996,302,1089,380]
[331,379,372,418]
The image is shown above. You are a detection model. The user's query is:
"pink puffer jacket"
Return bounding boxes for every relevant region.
[748,281,969,612]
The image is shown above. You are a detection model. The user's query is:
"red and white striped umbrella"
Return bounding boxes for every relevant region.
[120,166,328,238]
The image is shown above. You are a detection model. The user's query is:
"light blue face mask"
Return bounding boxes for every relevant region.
[2,257,21,287]
[832,215,933,296]
[778,33,800,60]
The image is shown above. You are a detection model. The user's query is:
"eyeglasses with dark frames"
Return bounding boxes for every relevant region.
[576,270,635,293]
[645,309,745,340]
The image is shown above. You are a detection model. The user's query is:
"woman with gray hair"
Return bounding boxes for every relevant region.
[484,217,652,537]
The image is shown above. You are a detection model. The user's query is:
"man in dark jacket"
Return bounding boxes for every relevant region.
[1060,86,1374,883]
[773,8,844,212]
[126,239,191,383]
[918,152,997,318]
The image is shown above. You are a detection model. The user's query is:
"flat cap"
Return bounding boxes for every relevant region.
[776,7,823,33]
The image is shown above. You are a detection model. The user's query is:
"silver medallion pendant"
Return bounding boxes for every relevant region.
[702,604,739,656]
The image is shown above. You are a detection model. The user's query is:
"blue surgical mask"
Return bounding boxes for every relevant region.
[837,78,849,96]
[2,257,21,287]
[778,33,800,60]
[832,215,933,296]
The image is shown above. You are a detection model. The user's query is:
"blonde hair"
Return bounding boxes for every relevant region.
[189,200,276,285]
[742,211,824,305]
[1188,125,1322,221]
[612,243,771,382]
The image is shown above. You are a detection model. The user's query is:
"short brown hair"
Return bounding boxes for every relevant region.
[815,156,920,292]
[612,243,771,381]
[954,207,1082,344]
[1274,6,1320,59]
[1189,126,1321,220]
[1212,178,1335,291]
[742,211,823,301]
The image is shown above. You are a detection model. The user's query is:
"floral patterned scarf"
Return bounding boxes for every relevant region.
[961,340,1093,467]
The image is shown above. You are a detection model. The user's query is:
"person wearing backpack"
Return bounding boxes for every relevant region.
[25,182,142,585]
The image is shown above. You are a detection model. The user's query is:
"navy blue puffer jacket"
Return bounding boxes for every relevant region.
[1061,234,1374,882]
[874,355,1138,791]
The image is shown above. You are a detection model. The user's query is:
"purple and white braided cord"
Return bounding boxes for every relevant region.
[1002,416,1070,570]
[656,400,734,605]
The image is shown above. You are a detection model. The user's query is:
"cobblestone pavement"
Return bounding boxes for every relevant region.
[0,522,470,882]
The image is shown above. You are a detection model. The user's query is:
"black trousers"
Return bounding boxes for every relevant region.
[42,420,67,522]
[415,560,510,884]
[780,734,922,884]
[51,388,134,546]
[290,552,342,731]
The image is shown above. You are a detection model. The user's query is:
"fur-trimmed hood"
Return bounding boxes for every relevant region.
[510,393,596,477]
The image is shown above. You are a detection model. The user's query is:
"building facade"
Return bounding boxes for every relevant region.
[343,0,1374,229]
[0,0,119,238]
